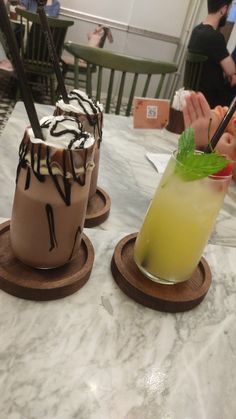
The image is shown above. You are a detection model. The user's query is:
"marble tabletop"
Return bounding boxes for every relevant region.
[0,102,236,419]
[0,102,236,247]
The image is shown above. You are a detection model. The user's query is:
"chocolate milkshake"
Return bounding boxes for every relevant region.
[10,115,95,269]
[55,89,103,199]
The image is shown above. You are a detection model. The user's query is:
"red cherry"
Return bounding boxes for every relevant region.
[214,162,234,177]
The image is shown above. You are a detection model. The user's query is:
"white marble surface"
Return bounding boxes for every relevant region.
[0,101,236,247]
[0,103,236,419]
[0,227,236,419]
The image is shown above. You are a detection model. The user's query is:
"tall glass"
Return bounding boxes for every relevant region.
[10,127,95,269]
[55,90,103,199]
[134,151,231,284]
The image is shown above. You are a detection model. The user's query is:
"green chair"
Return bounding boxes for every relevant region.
[183,51,207,91]
[64,42,177,116]
[62,25,113,87]
[15,7,74,103]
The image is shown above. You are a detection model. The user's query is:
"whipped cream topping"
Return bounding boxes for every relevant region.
[56,89,103,115]
[29,115,95,150]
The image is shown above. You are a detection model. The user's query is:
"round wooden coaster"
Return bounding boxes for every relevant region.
[85,186,111,228]
[0,221,94,301]
[111,233,212,312]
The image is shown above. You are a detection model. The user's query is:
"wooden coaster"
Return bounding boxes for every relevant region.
[85,186,111,228]
[111,233,212,312]
[0,221,94,301]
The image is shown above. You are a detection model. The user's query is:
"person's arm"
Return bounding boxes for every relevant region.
[45,0,60,17]
[209,31,236,83]
[53,0,60,16]
[18,0,28,9]
[220,55,236,78]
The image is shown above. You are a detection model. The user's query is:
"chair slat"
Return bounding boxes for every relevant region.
[106,69,115,114]
[126,73,138,116]
[155,74,165,98]
[86,64,92,97]
[74,57,79,88]
[142,74,151,97]
[96,66,102,103]
[116,72,126,115]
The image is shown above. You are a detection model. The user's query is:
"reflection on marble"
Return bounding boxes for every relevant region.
[0,102,236,247]
[0,227,236,419]
[0,103,236,419]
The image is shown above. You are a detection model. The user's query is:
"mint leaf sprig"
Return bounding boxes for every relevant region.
[175,128,231,181]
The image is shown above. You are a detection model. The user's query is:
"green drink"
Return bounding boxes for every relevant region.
[134,129,232,284]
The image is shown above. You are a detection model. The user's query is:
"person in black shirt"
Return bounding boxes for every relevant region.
[188,0,236,107]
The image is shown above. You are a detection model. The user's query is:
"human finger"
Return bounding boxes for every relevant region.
[189,91,204,119]
[183,93,198,125]
[196,92,211,118]
[183,95,192,127]
[215,133,236,160]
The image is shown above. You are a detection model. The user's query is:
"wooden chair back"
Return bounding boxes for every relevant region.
[183,51,207,91]
[15,7,74,102]
[64,42,177,116]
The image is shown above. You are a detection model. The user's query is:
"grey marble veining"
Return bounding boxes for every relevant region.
[0,102,236,419]
[0,101,236,247]
[0,226,235,419]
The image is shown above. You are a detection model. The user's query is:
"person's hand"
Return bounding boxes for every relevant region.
[215,132,236,182]
[183,91,236,180]
[215,132,236,160]
[183,92,219,148]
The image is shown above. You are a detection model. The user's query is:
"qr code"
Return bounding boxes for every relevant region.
[146,105,158,119]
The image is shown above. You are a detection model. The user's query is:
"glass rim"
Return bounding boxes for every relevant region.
[172,149,233,180]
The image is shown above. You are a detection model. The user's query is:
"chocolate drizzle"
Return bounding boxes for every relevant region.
[57,90,103,142]
[69,225,82,260]
[16,118,95,206]
[30,142,45,182]
[45,146,71,206]
[67,90,102,118]
[45,204,58,251]
[25,167,31,190]
[41,116,91,150]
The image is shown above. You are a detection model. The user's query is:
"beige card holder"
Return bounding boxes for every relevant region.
[133,97,170,129]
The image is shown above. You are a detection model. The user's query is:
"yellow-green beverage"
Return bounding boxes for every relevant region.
[134,151,231,284]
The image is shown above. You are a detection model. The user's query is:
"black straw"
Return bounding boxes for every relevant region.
[36,2,69,104]
[0,0,43,140]
[205,95,236,153]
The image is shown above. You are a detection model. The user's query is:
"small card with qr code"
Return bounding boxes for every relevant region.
[133,97,170,129]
